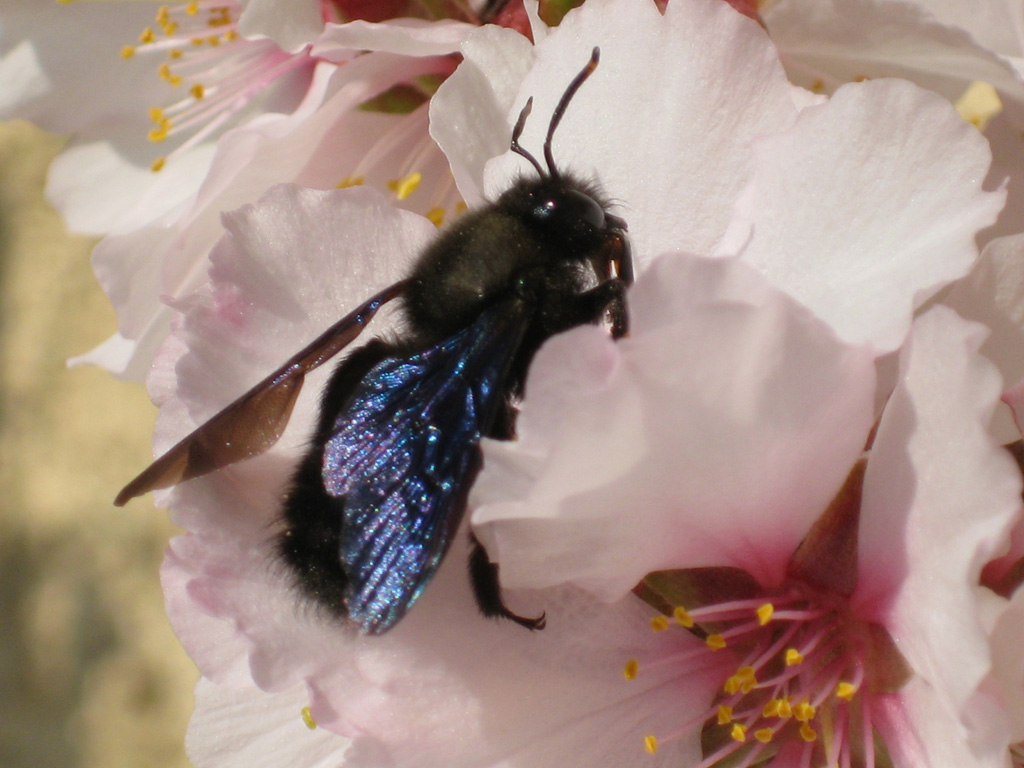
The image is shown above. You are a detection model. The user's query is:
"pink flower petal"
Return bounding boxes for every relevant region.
[473,253,876,599]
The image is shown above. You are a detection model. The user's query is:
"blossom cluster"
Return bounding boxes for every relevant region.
[8,0,1024,765]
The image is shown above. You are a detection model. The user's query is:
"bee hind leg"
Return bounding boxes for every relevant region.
[468,534,546,630]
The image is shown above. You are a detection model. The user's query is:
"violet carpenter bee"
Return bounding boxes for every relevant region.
[116,47,632,634]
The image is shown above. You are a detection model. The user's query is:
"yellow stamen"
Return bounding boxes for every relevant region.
[762,699,781,718]
[706,634,726,651]
[955,81,1002,131]
[426,207,445,227]
[673,606,694,627]
[455,201,468,214]
[644,735,658,754]
[139,27,155,44]
[755,728,774,743]
[756,603,774,625]
[784,648,803,666]
[191,37,205,46]
[169,49,184,60]
[800,722,817,742]
[793,700,816,722]
[623,659,638,681]
[156,6,170,23]
[811,79,825,93]
[730,724,747,743]
[208,35,221,46]
[717,705,733,725]
[301,706,317,730]
[121,45,136,59]
[736,666,755,680]
[162,20,179,34]
[776,698,793,718]
[148,126,169,142]
[336,176,364,189]
[650,615,669,632]
[149,106,166,123]
[723,676,741,695]
[388,172,422,201]
[836,681,857,701]
[190,83,205,99]
[224,30,239,41]
[151,157,166,172]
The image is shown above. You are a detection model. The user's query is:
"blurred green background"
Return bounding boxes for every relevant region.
[0,120,194,768]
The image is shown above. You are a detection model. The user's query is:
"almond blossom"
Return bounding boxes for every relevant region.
[139,0,1024,766]
[1,0,500,378]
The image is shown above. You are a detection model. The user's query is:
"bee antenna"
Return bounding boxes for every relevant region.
[543,46,600,178]
[510,97,545,177]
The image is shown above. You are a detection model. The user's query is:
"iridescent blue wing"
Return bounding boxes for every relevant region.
[321,303,527,634]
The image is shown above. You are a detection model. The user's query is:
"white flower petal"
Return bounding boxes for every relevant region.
[944,232,1024,442]
[429,24,535,206]
[187,677,350,768]
[237,0,324,53]
[763,0,1024,119]
[313,18,476,60]
[719,78,1003,352]
[473,253,876,599]
[857,307,1022,755]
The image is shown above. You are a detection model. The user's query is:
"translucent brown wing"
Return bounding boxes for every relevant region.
[114,280,408,506]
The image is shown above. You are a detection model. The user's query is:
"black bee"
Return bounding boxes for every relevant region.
[115,47,632,634]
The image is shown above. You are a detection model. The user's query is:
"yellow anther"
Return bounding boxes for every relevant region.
[162,20,179,34]
[426,207,445,227]
[955,81,1002,131]
[740,677,756,694]
[300,706,317,730]
[169,49,184,60]
[777,699,793,718]
[158,63,172,80]
[121,45,136,59]
[736,666,756,680]
[643,735,658,754]
[148,128,168,142]
[800,723,817,742]
[156,6,170,22]
[151,157,166,172]
[756,603,774,625]
[706,634,726,651]
[784,648,804,666]
[139,27,155,43]
[388,171,422,201]
[755,728,774,743]
[717,705,733,725]
[186,0,199,14]
[762,699,781,718]
[836,682,857,701]
[455,201,468,214]
[650,615,669,632]
[623,659,638,681]
[811,79,825,93]
[191,37,205,46]
[673,606,694,628]
[208,35,221,46]
[723,676,741,695]
[191,84,205,99]
[148,106,165,123]
[336,176,364,189]
[793,700,816,722]
[730,724,747,743]
[224,30,240,41]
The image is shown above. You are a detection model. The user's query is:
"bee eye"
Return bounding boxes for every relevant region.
[529,189,607,231]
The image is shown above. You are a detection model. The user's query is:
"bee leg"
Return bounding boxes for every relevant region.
[468,533,546,630]
[575,277,630,338]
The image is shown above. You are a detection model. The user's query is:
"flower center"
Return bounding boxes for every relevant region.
[627,574,905,768]
[121,1,317,172]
